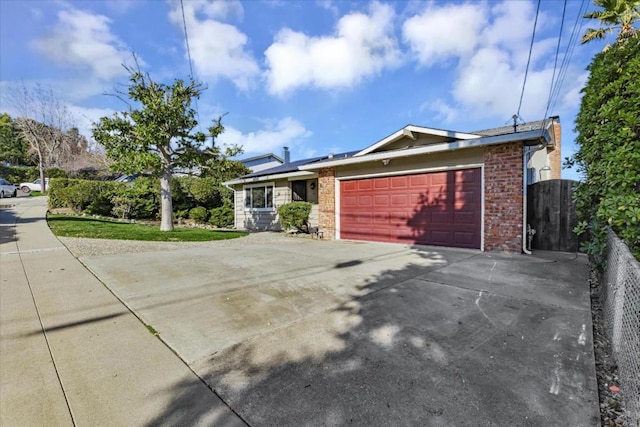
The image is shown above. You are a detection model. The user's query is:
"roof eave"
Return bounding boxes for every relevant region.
[223,170,317,186]
[354,125,482,157]
[239,153,284,163]
[300,129,550,170]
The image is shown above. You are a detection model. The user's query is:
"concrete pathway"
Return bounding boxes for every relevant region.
[0,197,245,426]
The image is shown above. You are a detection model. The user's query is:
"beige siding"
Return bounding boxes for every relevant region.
[232,179,290,231]
[335,148,483,179]
[232,177,320,231]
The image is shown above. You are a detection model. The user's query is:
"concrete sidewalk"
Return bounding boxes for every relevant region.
[0,197,245,426]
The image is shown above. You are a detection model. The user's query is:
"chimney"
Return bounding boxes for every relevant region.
[283,146,290,164]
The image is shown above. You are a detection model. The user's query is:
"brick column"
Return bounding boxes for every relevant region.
[318,167,336,239]
[484,142,523,253]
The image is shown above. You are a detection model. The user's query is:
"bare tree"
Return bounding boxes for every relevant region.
[9,83,73,193]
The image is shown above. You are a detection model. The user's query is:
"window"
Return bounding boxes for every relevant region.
[244,184,274,211]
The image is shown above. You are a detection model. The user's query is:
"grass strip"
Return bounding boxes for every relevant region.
[47,214,248,242]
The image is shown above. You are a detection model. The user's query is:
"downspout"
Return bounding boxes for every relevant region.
[224,182,237,229]
[522,142,547,254]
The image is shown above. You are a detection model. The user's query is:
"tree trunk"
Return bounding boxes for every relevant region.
[160,168,174,231]
[37,145,46,194]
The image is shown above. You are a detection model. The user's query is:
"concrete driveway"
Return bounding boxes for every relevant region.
[75,234,599,426]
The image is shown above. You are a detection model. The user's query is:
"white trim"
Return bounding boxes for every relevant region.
[287,173,318,182]
[337,163,483,182]
[355,125,481,157]
[243,182,275,212]
[334,177,341,240]
[481,165,485,252]
[302,129,550,170]
[225,171,315,186]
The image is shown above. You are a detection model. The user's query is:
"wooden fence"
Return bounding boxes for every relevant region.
[526,179,580,252]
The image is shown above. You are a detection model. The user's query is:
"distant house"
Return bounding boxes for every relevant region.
[239,151,285,173]
[224,117,562,253]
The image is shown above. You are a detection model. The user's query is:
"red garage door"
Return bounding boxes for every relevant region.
[340,168,481,249]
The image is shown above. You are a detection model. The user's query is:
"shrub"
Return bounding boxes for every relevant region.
[209,204,234,228]
[0,165,38,184]
[84,181,123,216]
[570,36,640,261]
[277,202,312,233]
[174,176,226,210]
[189,206,209,224]
[48,178,73,209]
[111,178,158,220]
[46,168,68,179]
[55,180,102,213]
[174,209,190,220]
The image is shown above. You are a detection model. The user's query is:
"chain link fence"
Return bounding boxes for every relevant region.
[602,230,640,426]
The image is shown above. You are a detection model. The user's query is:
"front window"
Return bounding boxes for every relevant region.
[244,184,274,210]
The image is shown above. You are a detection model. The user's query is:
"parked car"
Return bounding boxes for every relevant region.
[114,174,140,183]
[0,178,18,198]
[19,178,50,193]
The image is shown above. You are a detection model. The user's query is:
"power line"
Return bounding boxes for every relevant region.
[180,0,195,80]
[180,0,202,133]
[543,0,568,121]
[516,0,542,120]
[547,0,589,118]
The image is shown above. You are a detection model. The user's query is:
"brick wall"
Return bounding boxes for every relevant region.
[484,142,523,253]
[318,167,336,239]
[547,119,562,180]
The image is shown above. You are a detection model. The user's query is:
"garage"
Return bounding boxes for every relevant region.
[339,168,481,249]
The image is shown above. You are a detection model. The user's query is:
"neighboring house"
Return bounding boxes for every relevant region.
[239,151,285,173]
[224,117,562,253]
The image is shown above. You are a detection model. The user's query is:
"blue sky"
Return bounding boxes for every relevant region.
[1,0,608,180]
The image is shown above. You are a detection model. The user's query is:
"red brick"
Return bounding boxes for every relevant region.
[483,142,523,253]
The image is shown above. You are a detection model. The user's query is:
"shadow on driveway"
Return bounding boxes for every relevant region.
[85,238,598,426]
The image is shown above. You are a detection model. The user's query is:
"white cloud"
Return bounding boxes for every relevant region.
[420,99,459,123]
[169,0,258,90]
[264,2,401,96]
[402,3,487,66]
[67,104,117,141]
[404,1,582,121]
[316,0,339,16]
[217,117,312,155]
[31,8,131,81]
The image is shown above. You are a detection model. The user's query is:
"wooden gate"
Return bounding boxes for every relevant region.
[527,179,580,252]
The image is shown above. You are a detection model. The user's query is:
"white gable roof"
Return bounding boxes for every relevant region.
[354,125,481,157]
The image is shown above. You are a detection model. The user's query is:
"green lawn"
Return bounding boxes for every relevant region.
[47,214,248,242]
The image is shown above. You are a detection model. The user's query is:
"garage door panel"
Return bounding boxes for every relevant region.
[340,168,481,249]
[374,194,389,206]
[427,230,453,245]
[358,180,372,191]
[409,175,427,186]
[454,211,477,225]
[373,179,389,189]
[457,169,478,182]
[390,176,409,188]
[358,195,372,207]
[390,194,409,206]
[370,211,388,223]
[342,195,358,207]
[342,181,358,192]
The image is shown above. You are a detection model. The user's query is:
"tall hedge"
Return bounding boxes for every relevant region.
[571,37,640,260]
[48,176,233,223]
